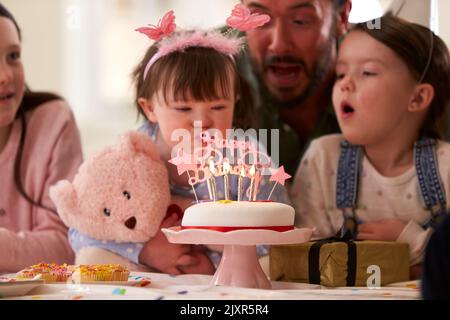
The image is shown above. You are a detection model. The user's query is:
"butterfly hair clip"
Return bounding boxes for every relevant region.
[135,10,176,41]
[226,4,270,31]
[135,5,269,81]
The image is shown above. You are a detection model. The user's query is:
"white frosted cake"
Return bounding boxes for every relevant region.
[181,200,295,232]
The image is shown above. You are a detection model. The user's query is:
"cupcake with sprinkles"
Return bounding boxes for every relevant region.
[16,263,74,282]
[71,264,130,282]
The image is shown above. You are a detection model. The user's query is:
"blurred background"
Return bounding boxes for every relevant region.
[2,0,449,158]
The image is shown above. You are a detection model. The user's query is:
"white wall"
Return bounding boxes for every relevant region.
[2,0,65,94]
[380,0,431,27]
[438,0,450,46]
[2,0,237,158]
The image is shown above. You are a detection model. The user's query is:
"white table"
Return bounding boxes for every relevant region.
[1,272,421,300]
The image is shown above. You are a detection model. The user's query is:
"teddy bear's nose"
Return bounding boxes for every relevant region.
[125,216,137,230]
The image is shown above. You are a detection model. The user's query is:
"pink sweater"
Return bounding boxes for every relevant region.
[0,100,83,273]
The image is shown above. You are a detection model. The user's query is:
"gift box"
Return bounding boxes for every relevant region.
[269,240,410,287]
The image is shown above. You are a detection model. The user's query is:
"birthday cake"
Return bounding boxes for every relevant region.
[181,200,295,232]
[170,131,294,233]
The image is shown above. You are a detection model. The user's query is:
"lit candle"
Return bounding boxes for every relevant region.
[223,160,230,200]
[186,171,199,203]
[209,160,217,201]
[206,173,213,200]
[252,171,261,201]
[238,167,245,201]
[248,164,256,201]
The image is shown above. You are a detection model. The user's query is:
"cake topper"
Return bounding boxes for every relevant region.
[267,166,292,200]
[168,130,291,203]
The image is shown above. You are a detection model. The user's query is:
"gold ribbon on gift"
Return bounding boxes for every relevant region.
[269,240,410,287]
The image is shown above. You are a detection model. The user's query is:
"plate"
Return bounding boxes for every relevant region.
[0,273,151,299]
[70,280,151,287]
[0,279,44,298]
[71,274,152,287]
[3,283,163,300]
[162,226,313,245]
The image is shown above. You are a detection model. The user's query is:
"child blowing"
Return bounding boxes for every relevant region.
[292,15,450,274]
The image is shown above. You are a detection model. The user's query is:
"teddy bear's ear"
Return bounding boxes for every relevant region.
[118,131,161,161]
[49,180,79,227]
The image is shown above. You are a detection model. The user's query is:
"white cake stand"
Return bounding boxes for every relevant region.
[162,226,313,289]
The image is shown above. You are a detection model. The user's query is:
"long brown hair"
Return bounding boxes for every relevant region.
[132,32,255,130]
[1,3,62,211]
[354,14,450,139]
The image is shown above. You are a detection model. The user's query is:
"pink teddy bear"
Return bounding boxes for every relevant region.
[49,131,171,271]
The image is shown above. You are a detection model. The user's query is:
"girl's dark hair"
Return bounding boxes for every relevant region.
[0,2,20,38]
[1,3,62,212]
[132,33,255,129]
[354,14,450,139]
[333,0,348,9]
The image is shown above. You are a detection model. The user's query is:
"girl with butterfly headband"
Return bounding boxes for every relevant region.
[121,5,290,275]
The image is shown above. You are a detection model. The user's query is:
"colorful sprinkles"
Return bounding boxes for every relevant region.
[112,288,127,295]
[16,263,73,282]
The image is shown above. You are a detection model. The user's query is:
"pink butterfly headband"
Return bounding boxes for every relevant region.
[135,4,270,81]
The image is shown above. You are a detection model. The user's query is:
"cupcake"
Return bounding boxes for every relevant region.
[71,264,129,282]
[16,263,73,282]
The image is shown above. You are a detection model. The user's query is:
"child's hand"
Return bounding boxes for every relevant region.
[178,247,215,275]
[138,213,197,275]
[357,218,408,241]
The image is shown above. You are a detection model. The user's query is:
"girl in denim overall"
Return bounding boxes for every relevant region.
[291,15,450,278]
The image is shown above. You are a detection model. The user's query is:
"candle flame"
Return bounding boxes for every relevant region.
[223,161,230,174]
[209,160,215,175]
[249,164,256,176]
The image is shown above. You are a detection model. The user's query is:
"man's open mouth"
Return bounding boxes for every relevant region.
[0,93,14,101]
[267,64,302,87]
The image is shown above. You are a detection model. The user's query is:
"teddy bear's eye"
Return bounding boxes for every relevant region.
[123,191,131,200]
[103,208,111,217]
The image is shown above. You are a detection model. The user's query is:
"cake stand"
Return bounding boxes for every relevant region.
[162,227,313,289]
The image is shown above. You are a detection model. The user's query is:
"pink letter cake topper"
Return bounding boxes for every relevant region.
[168,131,290,203]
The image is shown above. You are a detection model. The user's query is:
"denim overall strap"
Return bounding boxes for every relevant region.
[336,140,363,240]
[415,137,448,229]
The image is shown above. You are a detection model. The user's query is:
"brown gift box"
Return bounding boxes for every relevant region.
[269,240,410,287]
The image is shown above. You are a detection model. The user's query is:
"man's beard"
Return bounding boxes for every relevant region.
[252,26,336,109]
